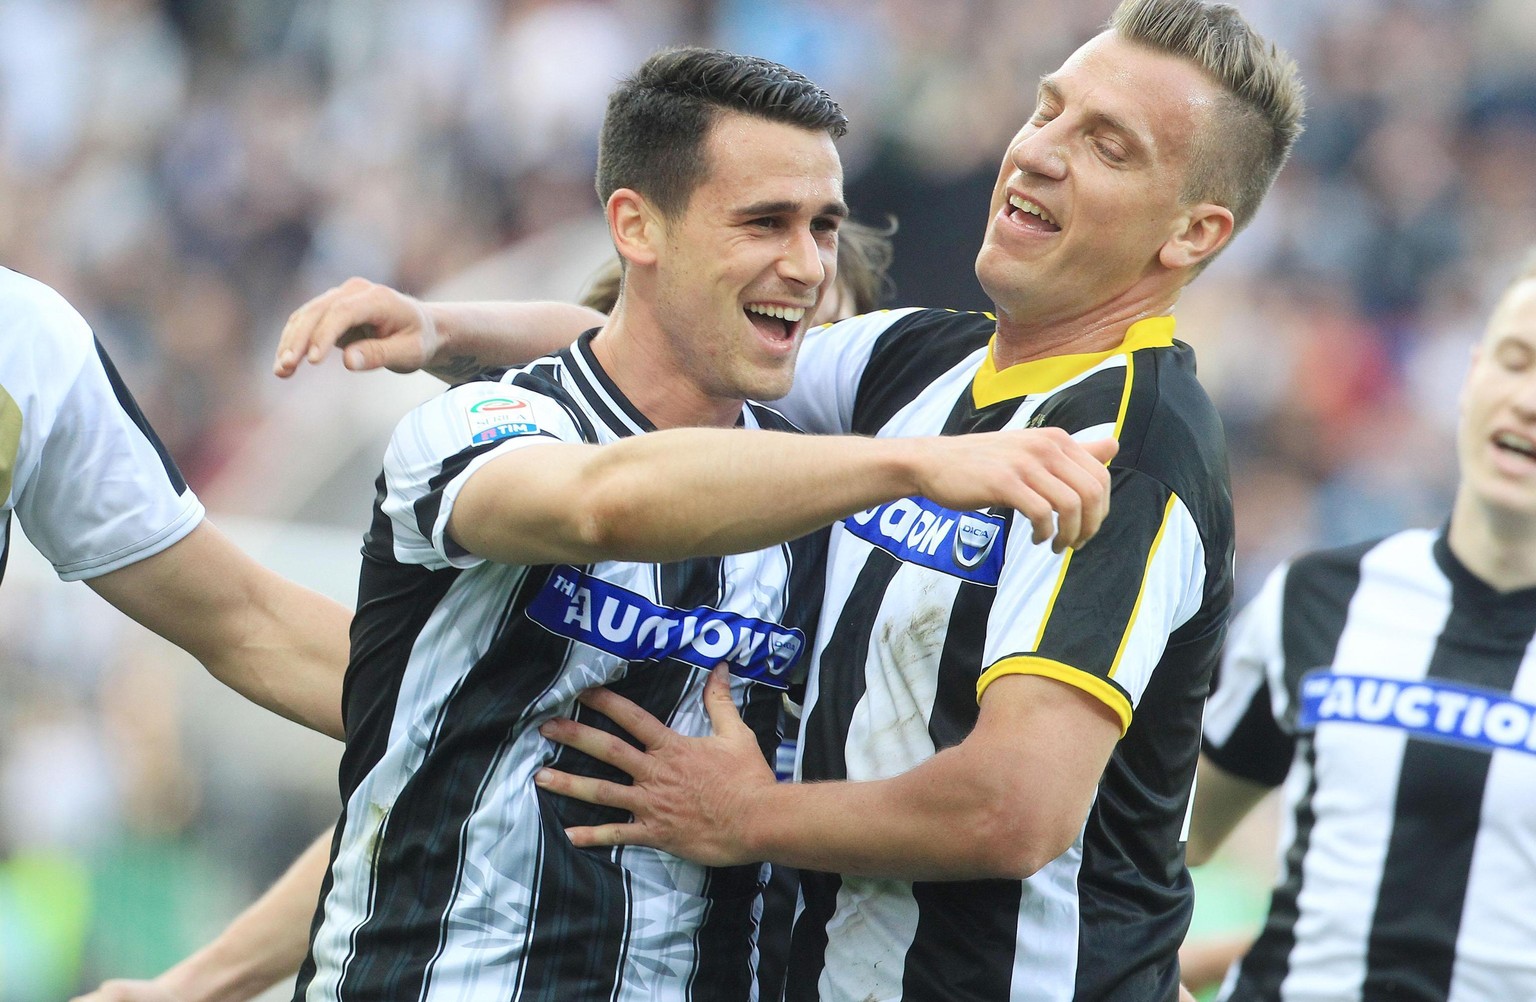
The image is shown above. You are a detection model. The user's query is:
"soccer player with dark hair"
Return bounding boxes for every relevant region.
[75,46,1113,1002]
[270,2,1307,999]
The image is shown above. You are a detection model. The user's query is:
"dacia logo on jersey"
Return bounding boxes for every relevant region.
[843,497,1007,586]
[524,566,806,688]
[465,396,539,444]
[1299,669,1536,758]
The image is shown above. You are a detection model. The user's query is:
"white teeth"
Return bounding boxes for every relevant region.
[1495,431,1536,457]
[746,303,806,322]
[1008,194,1058,227]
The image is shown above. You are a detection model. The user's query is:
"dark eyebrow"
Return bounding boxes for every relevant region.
[1036,76,1151,158]
[736,199,850,220]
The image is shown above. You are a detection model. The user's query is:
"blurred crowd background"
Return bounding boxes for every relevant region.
[3,0,1536,998]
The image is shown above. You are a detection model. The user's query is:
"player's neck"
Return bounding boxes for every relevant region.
[1446,495,1536,592]
[989,289,1178,371]
[589,314,744,431]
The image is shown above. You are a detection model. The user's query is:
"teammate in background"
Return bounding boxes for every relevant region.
[0,266,349,739]
[275,3,1306,998]
[1184,257,1536,1000]
[81,48,1113,1002]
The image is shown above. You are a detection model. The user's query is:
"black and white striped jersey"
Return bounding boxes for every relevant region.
[295,331,825,1002]
[0,267,201,589]
[773,308,1234,1002]
[1203,528,1536,1002]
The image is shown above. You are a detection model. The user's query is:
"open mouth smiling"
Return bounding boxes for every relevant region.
[1006,193,1061,233]
[745,302,807,343]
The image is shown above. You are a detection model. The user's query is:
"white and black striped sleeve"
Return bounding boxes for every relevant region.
[976,469,1207,734]
[1201,561,1295,787]
[377,380,582,571]
[773,308,922,433]
[9,280,202,582]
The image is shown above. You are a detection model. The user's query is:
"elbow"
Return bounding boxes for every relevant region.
[968,803,1081,880]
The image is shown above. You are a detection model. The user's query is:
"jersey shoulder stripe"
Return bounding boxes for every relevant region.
[852,309,993,434]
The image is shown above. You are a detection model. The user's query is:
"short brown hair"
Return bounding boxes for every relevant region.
[1111,0,1305,236]
[596,47,847,219]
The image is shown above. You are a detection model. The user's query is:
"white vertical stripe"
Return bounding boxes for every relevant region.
[1448,638,1536,1002]
[1279,533,1450,1002]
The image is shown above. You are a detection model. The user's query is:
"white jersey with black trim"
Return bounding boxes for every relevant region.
[295,331,825,1002]
[774,308,1234,1002]
[1203,528,1536,1002]
[0,267,202,588]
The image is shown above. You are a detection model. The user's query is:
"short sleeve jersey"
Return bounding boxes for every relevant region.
[0,267,202,587]
[296,332,826,1002]
[775,308,1235,1002]
[1202,529,1536,1002]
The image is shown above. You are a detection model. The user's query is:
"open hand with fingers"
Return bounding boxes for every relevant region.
[534,665,776,866]
[273,276,438,378]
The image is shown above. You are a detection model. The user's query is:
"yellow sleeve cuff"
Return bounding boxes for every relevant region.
[976,655,1133,737]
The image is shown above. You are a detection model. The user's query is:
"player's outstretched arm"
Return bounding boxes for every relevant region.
[535,665,1120,881]
[71,827,333,1002]
[273,277,601,384]
[452,427,1117,567]
[87,522,349,739]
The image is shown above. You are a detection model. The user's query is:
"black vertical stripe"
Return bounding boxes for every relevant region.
[902,581,1016,1001]
[335,567,566,1001]
[93,338,186,493]
[1234,737,1322,1000]
[785,551,902,998]
[1362,558,1536,1001]
[1235,544,1366,998]
[1032,470,1172,673]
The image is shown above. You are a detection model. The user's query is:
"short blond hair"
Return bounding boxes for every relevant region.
[1111,0,1305,236]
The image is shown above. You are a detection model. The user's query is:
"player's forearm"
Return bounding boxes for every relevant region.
[87,525,349,740]
[208,577,351,741]
[156,828,333,1002]
[549,429,927,563]
[423,301,601,383]
[739,745,1066,881]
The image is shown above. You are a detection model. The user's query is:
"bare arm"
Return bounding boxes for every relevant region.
[1179,934,1253,996]
[536,667,1120,881]
[72,827,333,1002]
[450,427,1118,566]
[273,277,599,383]
[87,522,349,740]
[1183,753,1273,867]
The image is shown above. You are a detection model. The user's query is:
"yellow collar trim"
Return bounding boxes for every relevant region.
[972,315,1176,409]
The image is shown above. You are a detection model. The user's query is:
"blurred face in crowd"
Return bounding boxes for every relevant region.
[650,111,845,403]
[1458,277,1536,521]
[975,31,1232,329]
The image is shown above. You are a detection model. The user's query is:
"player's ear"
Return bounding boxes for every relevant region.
[608,189,663,268]
[1158,202,1234,272]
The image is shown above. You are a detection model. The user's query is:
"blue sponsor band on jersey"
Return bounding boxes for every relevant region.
[1299,669,1536,756]
[524,565,804,688]
[842,496,1008,586]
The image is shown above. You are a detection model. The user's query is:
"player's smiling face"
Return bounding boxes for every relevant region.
[974,32,1226,324]
[653,111,845,403]
[1460,278,1536,518]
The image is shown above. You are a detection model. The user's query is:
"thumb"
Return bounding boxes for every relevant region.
[704,664,749,738]
[342,335,406,373]
[1085,437,1119,465]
